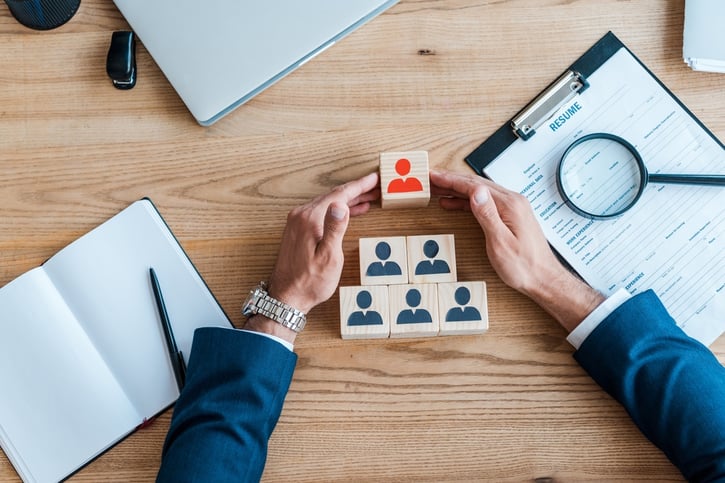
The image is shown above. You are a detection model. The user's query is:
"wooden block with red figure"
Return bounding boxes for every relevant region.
[379,151,430,209]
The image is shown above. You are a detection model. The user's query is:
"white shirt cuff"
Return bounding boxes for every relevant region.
[240,329,294,352]
[566,288,631,350]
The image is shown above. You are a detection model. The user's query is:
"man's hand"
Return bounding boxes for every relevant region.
[245,173,380,342]
[429,169,604,332]
[245,172,380,343]
[269,171,379,313]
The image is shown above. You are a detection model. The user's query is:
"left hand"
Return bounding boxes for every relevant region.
[267,171,380,315]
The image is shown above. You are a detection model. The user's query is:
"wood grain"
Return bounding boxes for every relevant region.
[1,0,723,481]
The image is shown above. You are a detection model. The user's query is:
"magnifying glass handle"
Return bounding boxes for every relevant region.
[648,173,725,186]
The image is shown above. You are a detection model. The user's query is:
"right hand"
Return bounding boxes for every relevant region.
[429,169,604,332]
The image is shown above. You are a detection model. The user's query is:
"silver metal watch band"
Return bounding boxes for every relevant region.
[243,284,307,333]
[254,294,307,332]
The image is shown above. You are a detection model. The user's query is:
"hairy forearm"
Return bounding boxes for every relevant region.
[524,267,605,333]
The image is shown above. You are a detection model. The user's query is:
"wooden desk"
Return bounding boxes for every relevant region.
[1,1,723,481]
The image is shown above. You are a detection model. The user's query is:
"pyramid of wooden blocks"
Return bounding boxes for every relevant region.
[340,233,488,340]
[359,236,408,286]
[389,283,439,338]
[379,151,430,209]
[406,234,457,284]
[339,285,390,339]
[437,282,488,335]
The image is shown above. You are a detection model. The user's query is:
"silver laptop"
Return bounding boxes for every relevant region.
[112,1,399,126]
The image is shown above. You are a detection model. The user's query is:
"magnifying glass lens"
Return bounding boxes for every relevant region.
[559,137,644,218]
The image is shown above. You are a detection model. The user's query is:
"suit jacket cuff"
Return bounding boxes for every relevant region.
[567,288,631,349]
[240,328,294,351]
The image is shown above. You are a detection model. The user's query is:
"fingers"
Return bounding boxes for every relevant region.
[429,169,480,198]
[306,172,379,216]
[469,186,509,242]
[438,197,471,211]
[299,168,519,231]
[317,202,350,256]
[430,169,509,199]
[348,187,380,210]
[349,202,372,217]
[334,172,380,205]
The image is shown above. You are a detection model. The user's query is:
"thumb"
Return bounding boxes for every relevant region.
[470,187,506,238]
[319,202,350,253]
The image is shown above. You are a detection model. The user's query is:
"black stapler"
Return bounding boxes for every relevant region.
[106,31,137,89]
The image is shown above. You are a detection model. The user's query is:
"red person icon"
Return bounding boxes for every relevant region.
[387,158,423,193]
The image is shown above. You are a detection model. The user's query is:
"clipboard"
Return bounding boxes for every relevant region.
[465,31,723,174]
[462,31,725,346]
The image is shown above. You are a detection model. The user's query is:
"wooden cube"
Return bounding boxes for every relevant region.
[379,151,430,209]
[389,284,439,338]
[437,282,488,335]
[339,285,390,339]
[359,236,408,286]
[406,234,457,284]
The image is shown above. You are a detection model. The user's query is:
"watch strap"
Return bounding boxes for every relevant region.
[243,284,307,333]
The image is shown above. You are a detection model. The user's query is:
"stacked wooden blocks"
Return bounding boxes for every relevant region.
[340,234,488,339]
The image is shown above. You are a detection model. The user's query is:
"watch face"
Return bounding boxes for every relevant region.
[241,288,260,317]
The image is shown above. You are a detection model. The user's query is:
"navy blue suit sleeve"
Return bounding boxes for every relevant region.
[574,290,725,482]
[157,328,297,483]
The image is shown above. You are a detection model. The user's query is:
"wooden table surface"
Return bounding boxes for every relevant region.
[1,1,723,481]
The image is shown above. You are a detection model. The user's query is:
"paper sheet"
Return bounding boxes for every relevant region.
[484,48,725,345]
[0,268,139,483]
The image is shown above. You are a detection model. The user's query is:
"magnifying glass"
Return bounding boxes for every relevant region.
[556,133,725,219]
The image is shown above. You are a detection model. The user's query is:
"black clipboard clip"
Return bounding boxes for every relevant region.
[511,70,589,140]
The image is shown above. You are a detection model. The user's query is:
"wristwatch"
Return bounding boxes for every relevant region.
[241,282,307,333]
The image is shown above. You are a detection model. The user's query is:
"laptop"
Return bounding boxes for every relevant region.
[112,1,399,126]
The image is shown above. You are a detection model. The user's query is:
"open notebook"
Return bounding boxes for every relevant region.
[0,199,232,483]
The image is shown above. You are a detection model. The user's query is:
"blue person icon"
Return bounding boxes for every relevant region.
[366,241,402,277]
[347,290,384,326]
[396,288,432,324]
[445,286,482,322]
[414,239,451,275]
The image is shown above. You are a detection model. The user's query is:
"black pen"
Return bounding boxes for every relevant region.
[149,267,186,391]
